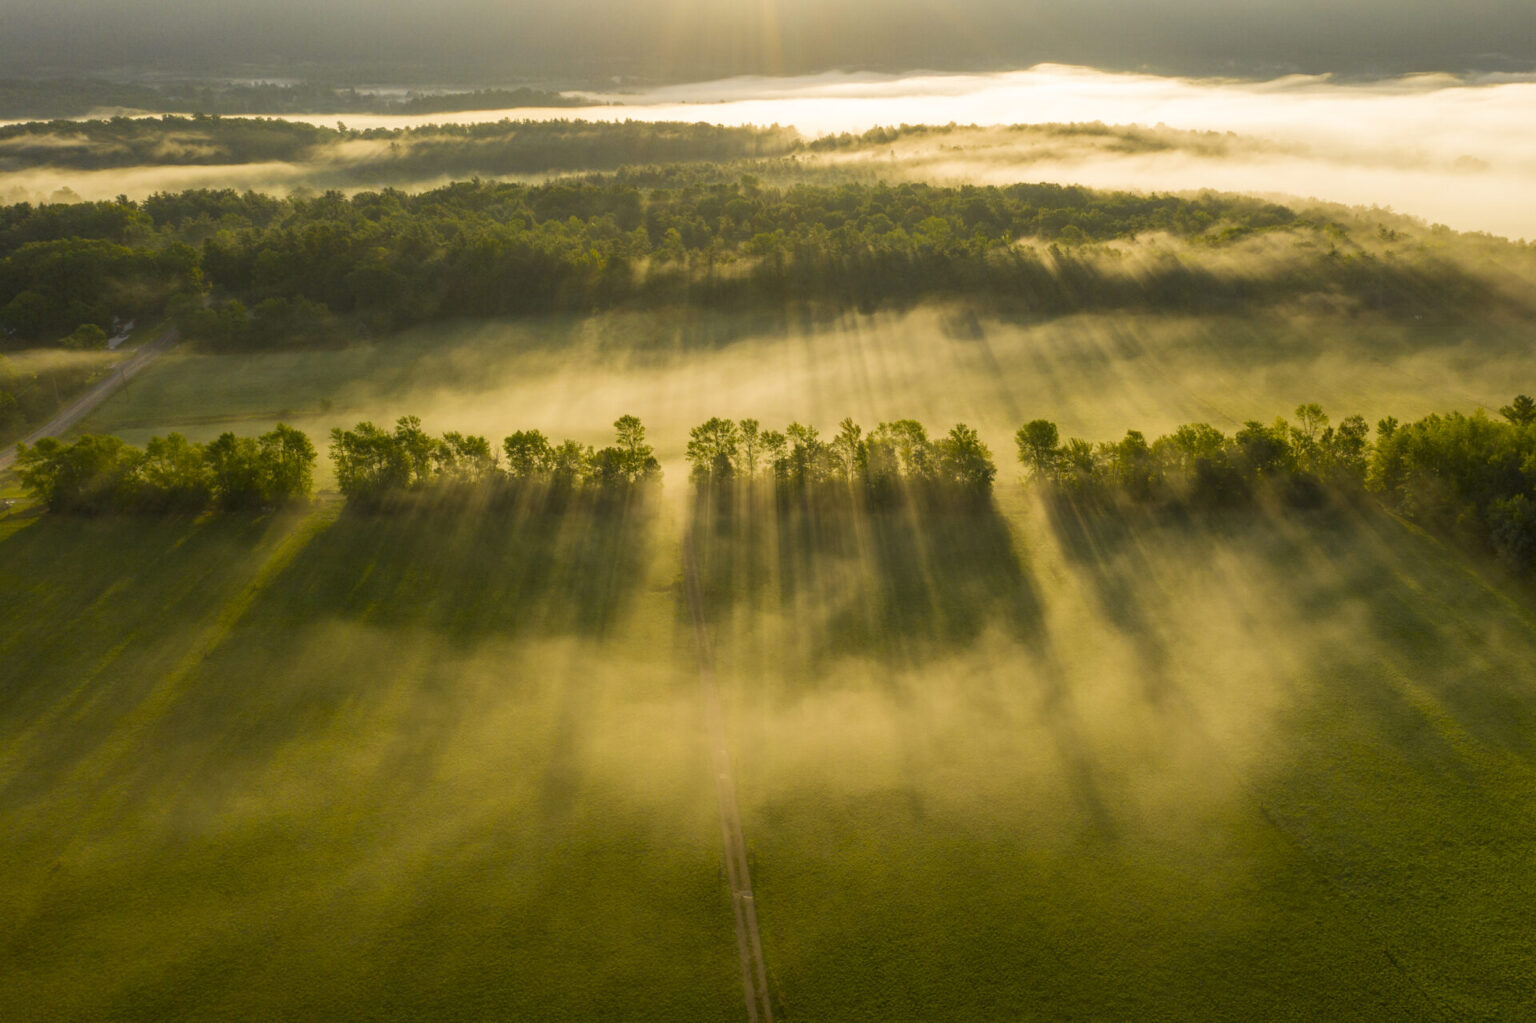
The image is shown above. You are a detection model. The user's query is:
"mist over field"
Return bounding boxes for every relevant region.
[5,0,1536,1018]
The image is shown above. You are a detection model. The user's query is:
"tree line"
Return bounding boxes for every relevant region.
[14,399,1534,576]
[14,424,315,513]
[0,80,586,121]
[1016,396,1536,572]
[13,415,663,514]
[7,171,1473,351]
[0,117,793,173]
[329,415,659,507]
[685,417,997,502]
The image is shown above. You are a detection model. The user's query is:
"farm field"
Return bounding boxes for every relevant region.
[6,301,1536,1019]
[4,470,1536,1017]
[0,498,741,1021]
[700,489,1536,1020]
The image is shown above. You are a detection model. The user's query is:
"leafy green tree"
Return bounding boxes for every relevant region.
[503,430,555,478]
[15,434,143,513]
[1016,419,1060,479]
[138,432,212,509]
[686,417,741,482]
[1500,395,1536,426]
[830,418,865,481]
[1491,494,1536,570]
[609,415,660,483]
[870,420,933,480]
[783,423,829,485]
[549,439,592,486]
[738,419,762,477]
[62,323,108,350]
[259,423,317,500]
[937,424,997,495]
[392,416,437,489]
[330,421,411,504]
[206,432,266,509]
[435,431,497,485]
[1234,420,1292,477]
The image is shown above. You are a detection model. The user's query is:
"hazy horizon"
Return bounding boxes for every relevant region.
[7,65,1534,239]
[1,0,1532,82]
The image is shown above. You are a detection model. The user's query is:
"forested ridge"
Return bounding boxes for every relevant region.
[2,172,1511,352]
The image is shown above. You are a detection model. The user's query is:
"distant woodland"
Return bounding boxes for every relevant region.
[1,168,1516,352]
[0,80,584,121]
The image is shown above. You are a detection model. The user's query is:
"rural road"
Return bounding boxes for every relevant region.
[0,325,180,472]
[683,531,774,1023]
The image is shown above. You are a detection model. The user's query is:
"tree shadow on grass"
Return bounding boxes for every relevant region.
[0,510,290,716]
[0,488,655,815]
[690,483,1045,670]
[246,484,656,644]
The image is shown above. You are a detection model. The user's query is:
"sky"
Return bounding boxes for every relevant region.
[1,0,1532,81]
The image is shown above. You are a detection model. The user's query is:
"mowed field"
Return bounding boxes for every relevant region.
[5,304,1536,1019]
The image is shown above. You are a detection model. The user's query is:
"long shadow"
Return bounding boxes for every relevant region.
[243,484,656,644]
[690,482,1046,670]
[0,488,656,816]
[0,509,308,809]
[0,510,299,713]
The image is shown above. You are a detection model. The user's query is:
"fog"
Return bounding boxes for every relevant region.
[368,66,1536,239]
[9,65,1531,238]
[85,301,1533,495]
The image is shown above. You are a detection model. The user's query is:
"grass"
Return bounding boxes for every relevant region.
[702,490,1536,1020]
[6,468,1536,1019]
[0,499,740,1021]
[7,301,1536,1018]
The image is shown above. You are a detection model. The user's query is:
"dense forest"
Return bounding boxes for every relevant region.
[2,172,1511,352]
[0,80,584,121]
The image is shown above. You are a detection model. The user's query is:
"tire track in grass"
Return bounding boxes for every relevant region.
[683,529,774,1023]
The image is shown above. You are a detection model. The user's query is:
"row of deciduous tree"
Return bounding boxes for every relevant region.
[328,415,660,506]
[15,399,1534,574]
[1015,396,1536,571]
[14,425,315,513]
[685,417,997,498]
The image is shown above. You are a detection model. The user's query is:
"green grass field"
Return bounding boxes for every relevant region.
[0,500,741,1021]
[7,304,1536,1019]
[700,489,1536,1020]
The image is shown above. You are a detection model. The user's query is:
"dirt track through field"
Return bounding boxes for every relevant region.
[683,530,774,1023]
[0,325,180,472]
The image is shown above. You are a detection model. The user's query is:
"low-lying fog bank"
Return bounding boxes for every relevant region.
[5,65,1534,238]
